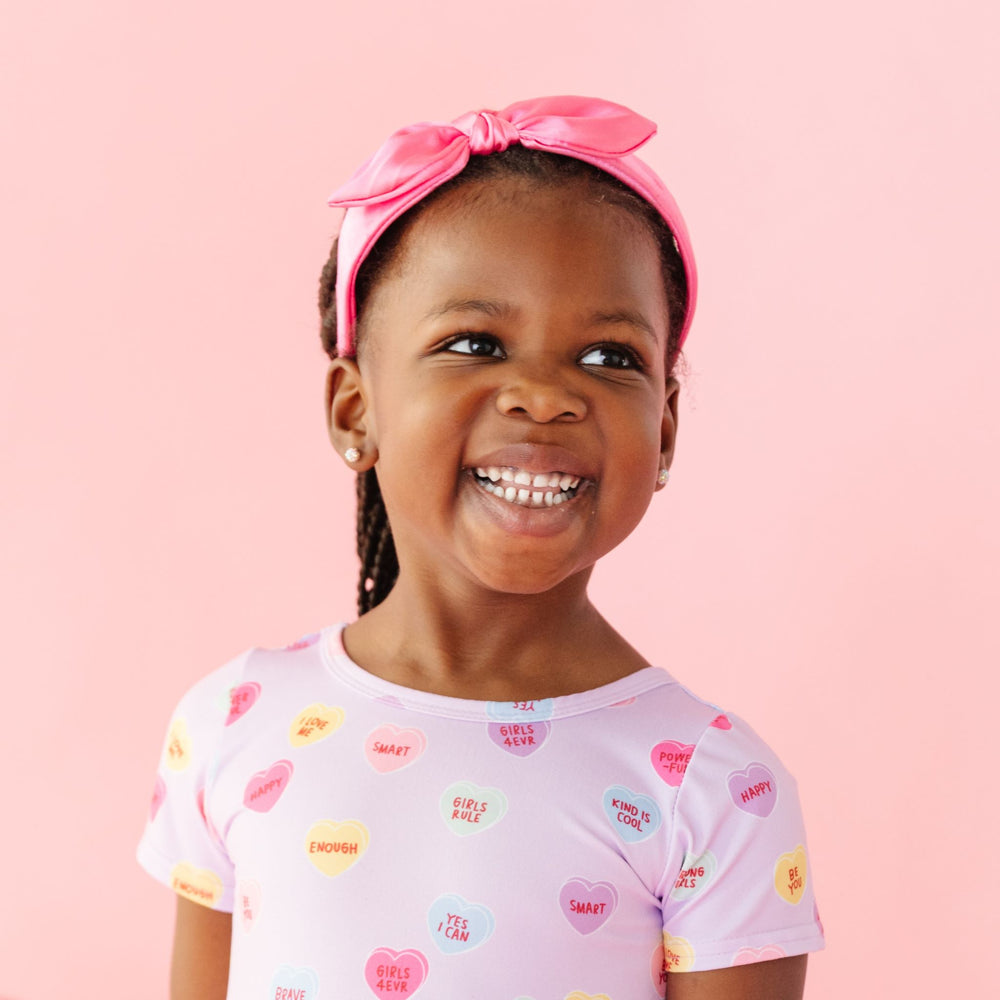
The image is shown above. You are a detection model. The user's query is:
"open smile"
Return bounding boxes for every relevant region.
[472,466,583,508]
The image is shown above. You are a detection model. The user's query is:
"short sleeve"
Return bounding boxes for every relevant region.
[659,712,825,971]
[136,651,252,913]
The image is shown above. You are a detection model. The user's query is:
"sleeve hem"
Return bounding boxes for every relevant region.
[136,840,236,913]
[676,924,826,972]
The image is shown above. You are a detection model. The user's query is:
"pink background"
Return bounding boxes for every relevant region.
[2,1,997,996]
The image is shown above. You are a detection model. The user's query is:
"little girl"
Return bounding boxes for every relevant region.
[139,96,825,1000]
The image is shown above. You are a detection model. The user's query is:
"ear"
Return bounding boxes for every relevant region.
[325,358,378,470]
[656,376,680,491]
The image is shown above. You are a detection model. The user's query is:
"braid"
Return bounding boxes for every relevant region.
[355,468,399,615]
[318,145,690,615]
[319,241,400,615]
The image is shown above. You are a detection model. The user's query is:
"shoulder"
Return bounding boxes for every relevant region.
[631,674,775,765]
[162,627,336,752]
[646,677,796,785]
[640,679,806,843]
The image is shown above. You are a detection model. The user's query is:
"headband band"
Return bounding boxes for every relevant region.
[328,95,698,357]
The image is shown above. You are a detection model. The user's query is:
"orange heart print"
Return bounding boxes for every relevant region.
[170,862,224,907]
[662,932,696,972]
[289,703,345,747]
[774,845,808,904]
[164,718,192,771]
[304,820,369,877]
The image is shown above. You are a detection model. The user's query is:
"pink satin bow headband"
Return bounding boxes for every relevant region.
[327,95,698,357]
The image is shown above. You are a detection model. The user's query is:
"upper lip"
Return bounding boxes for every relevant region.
[466,443,594,480]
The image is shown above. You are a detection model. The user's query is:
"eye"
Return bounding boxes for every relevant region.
[579,344,643,370]
[443,334,505,358]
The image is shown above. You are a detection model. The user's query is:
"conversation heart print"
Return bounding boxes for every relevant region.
[243,760,294,812]
[669,850,717,900]
[365,724,427,773]
[727,762,778,817]
[603,785,662,843]
[774,845,808,904]
[662,932,696,973]
[164,718,192,771]
[288,703,345,747]
[225,682,260,726]
[195,788,225,847]
[149,774,166,822]
[269,965,319,1000]
[440,781,507,836]
[364,948,428,999]
[427,893,495,954]
[235,878,261,933]
[284,632,320,651]
[559,878,618,934]
[650,740,695,786]
[485,698,554,722]
[563,993,612,1000]
[732,945,787,965]
[169,862,223,908]
[651,941,669,998]
[487,720,550,757]
[304,820,369,877]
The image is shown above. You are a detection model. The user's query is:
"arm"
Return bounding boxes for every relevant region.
[170,896,232,1000]
[666,955,807,1000]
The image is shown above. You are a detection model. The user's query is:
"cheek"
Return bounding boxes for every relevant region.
[615,397,666,462]
[369,380,470,487]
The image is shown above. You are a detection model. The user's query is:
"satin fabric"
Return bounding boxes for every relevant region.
[327,95,698,357]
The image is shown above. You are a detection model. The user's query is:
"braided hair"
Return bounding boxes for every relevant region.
[318,146,689,615]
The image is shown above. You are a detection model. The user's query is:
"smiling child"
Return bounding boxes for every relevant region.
[139,96,824,1000]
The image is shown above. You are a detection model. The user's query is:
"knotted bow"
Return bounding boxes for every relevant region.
[328,96,696,355]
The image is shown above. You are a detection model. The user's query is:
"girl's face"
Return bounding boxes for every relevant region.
[333,176,678,599]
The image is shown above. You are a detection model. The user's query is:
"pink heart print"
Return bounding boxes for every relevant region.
[364,724,427,773]
[364,948,428,998]
[284,632,320,651]
[195,787,225,847]
[235,878,261,933]
[225,682,261,726]
[710,713,732,730]
[651,942,668,999]
[558,878,618,934]
[243,760,294,812]
[727,762,778,817]
[150,774,166,822]
[487,720,550,757]
[650,740,695,786]
[732,945,787,965]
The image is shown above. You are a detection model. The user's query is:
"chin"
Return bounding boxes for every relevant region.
[467,559,590,600]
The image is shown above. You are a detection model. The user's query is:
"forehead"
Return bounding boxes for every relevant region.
[362,176,669,338]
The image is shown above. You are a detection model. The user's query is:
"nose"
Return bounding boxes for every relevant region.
[495,363,587,423]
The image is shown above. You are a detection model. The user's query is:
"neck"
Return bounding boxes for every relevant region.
[341,569,649,701]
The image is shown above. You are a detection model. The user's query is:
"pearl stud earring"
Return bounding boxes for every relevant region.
[344,447,361,464]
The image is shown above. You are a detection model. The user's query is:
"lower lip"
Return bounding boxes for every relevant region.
[464,472,588,538]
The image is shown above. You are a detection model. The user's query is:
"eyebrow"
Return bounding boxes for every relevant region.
[421,299,659,341]
[422,298,515,322]
[585,309,658,340]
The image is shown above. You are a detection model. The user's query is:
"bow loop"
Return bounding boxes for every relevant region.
[502,96,657,159]
[328,123,471,208]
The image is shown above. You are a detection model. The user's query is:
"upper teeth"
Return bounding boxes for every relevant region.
[474,467,581,508]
